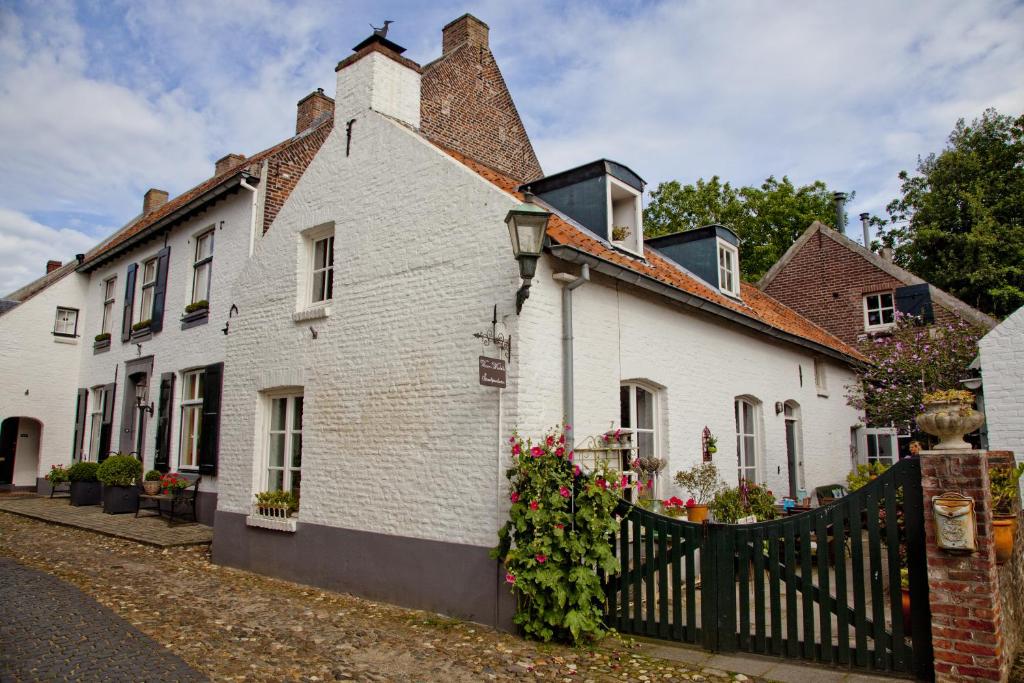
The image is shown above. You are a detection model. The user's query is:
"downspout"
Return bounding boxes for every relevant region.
[553,264,590,449]
[240,174,259,257]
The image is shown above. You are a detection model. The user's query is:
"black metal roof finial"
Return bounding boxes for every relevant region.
[371,20,394,38]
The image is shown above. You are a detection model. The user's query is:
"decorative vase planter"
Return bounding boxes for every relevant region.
[102,485,139,514]
[993,514,1017,564]
[142,480,162,495]
[915,400,985,450]
[246,505,298,532]
[687,504,709,523]
[69,481,101,506]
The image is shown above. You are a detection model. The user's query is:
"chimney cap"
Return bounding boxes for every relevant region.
[832,191,848,201]
[297,87,333,106]
[46,259,62,274]
[351,33,407,55]
[859,212,870,220]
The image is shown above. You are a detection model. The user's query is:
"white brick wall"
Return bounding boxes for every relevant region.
[335,52,420,129]
[979,306,1024,460]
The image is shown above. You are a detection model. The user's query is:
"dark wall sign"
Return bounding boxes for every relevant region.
[479,356,506,388]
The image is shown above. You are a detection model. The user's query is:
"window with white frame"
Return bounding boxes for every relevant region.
[734,397,760,483]
[865,428,897,466]
[311,234,334,304]
[265,393,303,496]
[718,240,740,297]
[179,369,204,469]
[607,176,642,254]
[138,257,158,323]
[863,292,895,330]
[87,386,104,460]
[53,307,79,337]
[620,383,657,460]
[100,278,116,334]
[814,359,828,395]
[191,230,214,304]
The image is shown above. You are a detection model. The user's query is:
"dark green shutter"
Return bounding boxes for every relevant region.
[71,388,88,461]
[154,372,175,473]
[98,382,116,461]
[121,263,137,342]
[198,362,223,475]
[150,246,171,333]
[894,284,934,323]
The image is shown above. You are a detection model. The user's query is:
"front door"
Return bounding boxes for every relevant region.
[783,403,800,499]
[0,417,18,485]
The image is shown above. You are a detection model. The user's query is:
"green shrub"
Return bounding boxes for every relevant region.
[184,300,209,314]
[847,462,890,491]
[254,490,299,513]
[45,464,70,484]
[144,469,163,482]
[132,319,152,332]
[991,463,1024,515]
[709,480,778,523]
[94,332,111,343]
[67,461,99,483]
[96,454,141,487]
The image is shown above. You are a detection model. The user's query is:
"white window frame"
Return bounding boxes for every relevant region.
[620,383,660,458]
[260,391,304,497]
[734,397,761,484]
[138,256,158,323]
[87,386,105,461]
[861,427,898,466]
[863,292,895,331]
[717,239,740,297]
[813,359,828,397]
[605,175,644,256]
[296,224,335,315]
[191,229,214,304]
[100,277,116,335]
[178,369,204,470]
[53,307,79,337]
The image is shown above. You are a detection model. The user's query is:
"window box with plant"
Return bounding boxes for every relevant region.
[673,462,724,523]
[915,389,985,450]
[67,461,101,506]
[143,469,163,495]
[93,332,111,349]
[131,319,153,334]
[44,464,71,497]
[96,453,141,514]
[247,490,299,532]
[183,300,209,316]
[991,462,1023,564]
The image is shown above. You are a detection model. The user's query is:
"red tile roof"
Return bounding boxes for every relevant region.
[438,146,866,363]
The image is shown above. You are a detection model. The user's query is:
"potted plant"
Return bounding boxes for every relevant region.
[45,464,70,495]
[990,462,1024,564]
[160,472,192,495]
[253,490,299,527]
[611,225,632,242]
[184,300,208,315]
[661,496,687,518]
[705,434,718,454]
[915,389,985,450]
[709,480,778,523]
[94,332,111,344]
[132,319,152,333]
[143,469,163,495]
[96,453,141,514]
[67,461,101,506]
[631,455,667,499]
[673,462,724,523]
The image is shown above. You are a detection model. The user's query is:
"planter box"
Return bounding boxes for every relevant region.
[70,481,101,506]
[246,505,297,532]
[102,485,139,514]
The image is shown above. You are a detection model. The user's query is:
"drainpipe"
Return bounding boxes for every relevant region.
[553,264,590,449]
[240,174,259,257]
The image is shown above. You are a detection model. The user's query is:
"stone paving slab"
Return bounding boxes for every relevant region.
[0,557,206,682]
[0,495,212,547]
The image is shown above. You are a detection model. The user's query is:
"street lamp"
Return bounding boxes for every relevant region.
[505,194,551,314]
[135,384,154,416]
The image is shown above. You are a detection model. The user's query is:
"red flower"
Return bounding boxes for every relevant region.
[511,443,521,456]
[508,436,516,444]
[620,475,628,488]
[559,486,570,498]
[535,554,547,563]
[529,501,539,510]
[558,434,565,444]
[554,523,565,530]
[530,446,544,458]
[555,446,565,457]
[546,435,554,446]
[567,451,574,461]
[573,465,582,478]
[596,478,608,490]
[505,572,516,584]
[510,492,520,503]
[685,498,696,508]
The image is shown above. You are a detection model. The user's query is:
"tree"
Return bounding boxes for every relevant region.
[878,109,1024,318]
[846,313,984,434]
[643,175,844,282]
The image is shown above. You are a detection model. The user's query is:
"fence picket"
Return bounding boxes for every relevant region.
[815,511,833,663]
[831,503,850,666]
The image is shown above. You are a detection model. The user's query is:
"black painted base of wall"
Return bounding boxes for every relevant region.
[212,512,516,631]
[195,491,217,526]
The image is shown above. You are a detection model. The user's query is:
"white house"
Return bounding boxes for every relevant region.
[211,19,865,628]
[978,305,1024,460]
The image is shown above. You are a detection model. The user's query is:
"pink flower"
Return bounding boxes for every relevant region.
[559,486,570,498]
[620,475,628,488]
[535,554,547,564]
[554,523,565,530]
[555,447,565,457]
[567,451,574,461]
[573,465,582,477]
[529,501,539,510]
[530,446,544,458]
[564,423,572,430]
[510,492,520,503]
[505,572,516,584]
[558,434,565,445]
[508,436,516,444]
[511,443,521,455]
[546,435,554,446]
[596,478,608,490]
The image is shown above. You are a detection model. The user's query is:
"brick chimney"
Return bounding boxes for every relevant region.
[421,14,543,183]
[296,88,334,134]
[215,153,247,176]
[334,33,421,129]
[143,188,169,215]
[46,260,61,274]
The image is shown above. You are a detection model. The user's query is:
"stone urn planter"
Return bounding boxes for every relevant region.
[915,391,984,450]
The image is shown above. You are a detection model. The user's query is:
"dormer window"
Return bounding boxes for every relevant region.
[607,176,642,255]
[717,239,740,297]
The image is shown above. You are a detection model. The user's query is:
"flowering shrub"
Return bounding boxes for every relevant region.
[661,496,687,517]
[160,472,192,494]
[45,464,70,485]
[847,462,890,491]
[673,462,725,504]
[847,312,984,434]
[709,480,778,523]
[491,425,621,644]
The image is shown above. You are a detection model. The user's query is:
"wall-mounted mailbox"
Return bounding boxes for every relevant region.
[933,492,976,552]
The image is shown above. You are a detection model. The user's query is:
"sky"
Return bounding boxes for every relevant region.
[1,0,1022,293]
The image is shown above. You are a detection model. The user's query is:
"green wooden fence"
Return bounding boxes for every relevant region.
[605,457,933,679]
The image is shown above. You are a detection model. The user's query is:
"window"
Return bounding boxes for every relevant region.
[620,383,657,460]
[607,176,642,254]
[191,230,214,304]
[814,359,828,395]
[53,307,79,337]
[311,235,334,304]
[718,240,740,297]
[266,394,303,496]
[179,370,204,469]
[87,387,104,460]
[138,257,158,323]
[734,398,759,483]
[100,278,116,334]
[865,428,897,466]
[863,292,895,330]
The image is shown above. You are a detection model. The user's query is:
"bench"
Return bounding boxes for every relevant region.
[815,483,848,506]
[135,473,201,525]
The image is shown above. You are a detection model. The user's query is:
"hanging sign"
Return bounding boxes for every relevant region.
[479,356,506,388]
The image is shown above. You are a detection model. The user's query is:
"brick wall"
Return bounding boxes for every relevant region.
[296,89,334,134]
[260,120,333,235]
[421,14,543,184]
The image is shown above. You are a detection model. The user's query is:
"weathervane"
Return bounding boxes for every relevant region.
[371,20,394,38]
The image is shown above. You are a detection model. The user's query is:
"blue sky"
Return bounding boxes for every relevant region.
[1,0,1022,292]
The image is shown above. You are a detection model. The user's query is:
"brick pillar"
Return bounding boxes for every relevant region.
[920,449,1010,681]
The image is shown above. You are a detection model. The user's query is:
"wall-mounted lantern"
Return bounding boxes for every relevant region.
[505,194,551,314]
[933,492,976,551]
[135,384,154,416]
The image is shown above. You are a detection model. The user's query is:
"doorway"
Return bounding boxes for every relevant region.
[783,401,803,499]
[0,417,42,487]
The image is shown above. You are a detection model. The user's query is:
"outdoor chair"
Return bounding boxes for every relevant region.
[135,473,201,525]
[815,483,847,506]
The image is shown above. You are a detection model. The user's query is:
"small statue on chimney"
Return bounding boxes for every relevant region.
[370,20,394,38]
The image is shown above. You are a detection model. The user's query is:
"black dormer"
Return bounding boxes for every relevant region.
[646,225,742,298]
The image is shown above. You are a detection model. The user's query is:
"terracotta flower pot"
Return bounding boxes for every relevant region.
[993,514,1017,564]
[687,504,709,523]
[143,480,162,495]
[915,400,984,450]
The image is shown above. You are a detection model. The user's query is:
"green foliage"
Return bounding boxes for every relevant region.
[643,175,844,282]
[185,300,209,314]
[491,426,621,644]
[94,332,110,343]
[990,463,1024,515]
[132,319,152,332]
[67,461,99,483]
[709,480,778,523]
[96,454,141,487]
[847,462,890,491]
[847,313,984,433]
[877,109,1024,318]
[255,490,299,513]
[672,462,724,504]
[45,464,70,485]
[144,469,163,482]
[922,389,974,404]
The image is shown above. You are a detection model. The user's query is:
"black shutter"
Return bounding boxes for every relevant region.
[198,362,223,475]
[150,246,171,333]
[71,389,88,461]
[895,283,934,323]
[98,383,116,461]
[121,263,137,342]
[154,372,175,473]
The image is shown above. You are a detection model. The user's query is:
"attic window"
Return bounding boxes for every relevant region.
[717,239,740,297]
[607,176,642,254]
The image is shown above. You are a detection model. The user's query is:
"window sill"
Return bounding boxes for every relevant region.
[246,509,298,533]
[130,327,153,342]
[93,339,111,354]
[53,335,79,345]
[181,309,209,330]
[292,304,331,322]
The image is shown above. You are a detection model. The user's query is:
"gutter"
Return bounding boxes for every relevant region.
[548,244,863,367]
[78,172,259,272]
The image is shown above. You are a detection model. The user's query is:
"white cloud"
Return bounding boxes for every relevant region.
[0,208,98,294]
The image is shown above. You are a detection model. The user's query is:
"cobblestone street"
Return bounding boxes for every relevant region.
[0,511,755,682]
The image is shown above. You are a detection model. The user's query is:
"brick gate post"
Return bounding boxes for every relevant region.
[919,449,1009,681]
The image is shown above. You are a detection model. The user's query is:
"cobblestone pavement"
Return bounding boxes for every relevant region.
[0,557,206,682]
[0,511,759,682]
